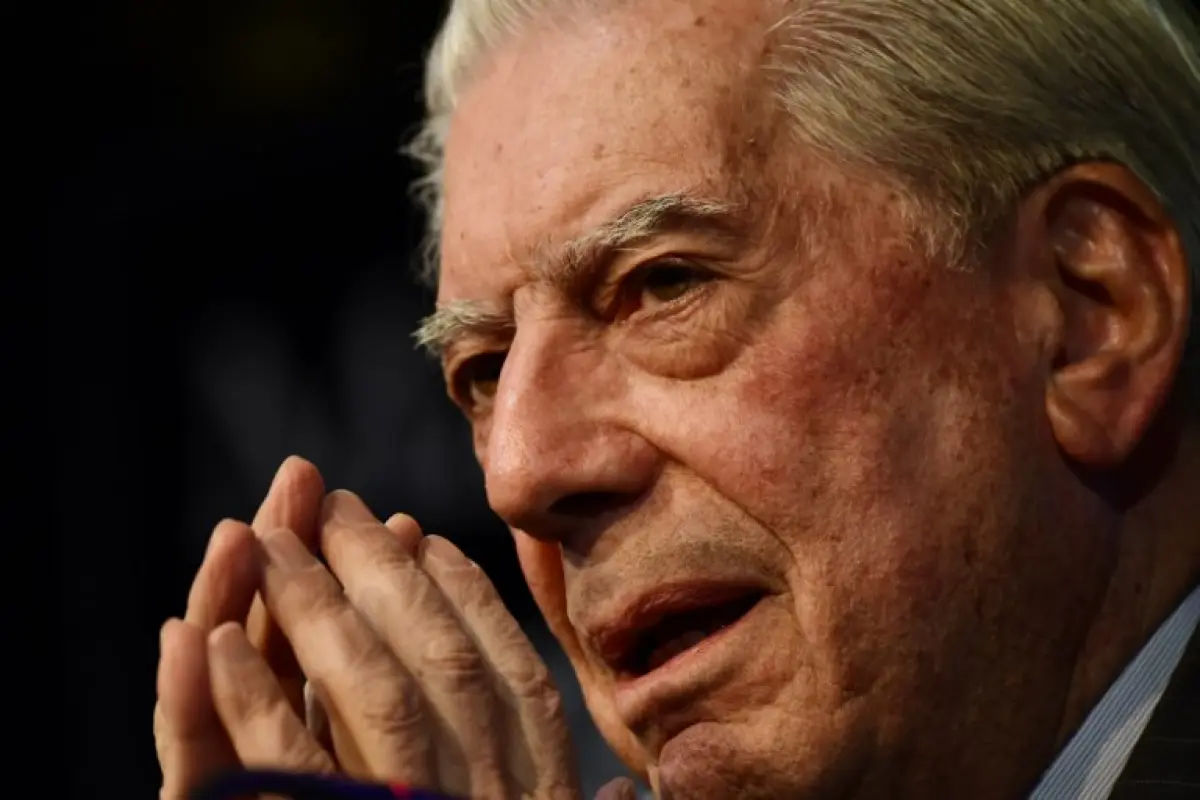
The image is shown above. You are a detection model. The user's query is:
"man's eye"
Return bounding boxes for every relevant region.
[455,351,507,407]
[627,261,713,313]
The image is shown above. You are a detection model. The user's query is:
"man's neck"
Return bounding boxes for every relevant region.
[1055,408,1200,748]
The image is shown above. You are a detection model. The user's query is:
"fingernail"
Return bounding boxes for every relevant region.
[262,528,312,570]
[323,489,376,523]
[421,535,469,567]
[209,622,255,661]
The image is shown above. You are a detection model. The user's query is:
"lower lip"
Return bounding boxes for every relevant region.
[612,597,764,723]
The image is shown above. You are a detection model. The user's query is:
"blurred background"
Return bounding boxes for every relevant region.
[41,1,631,796]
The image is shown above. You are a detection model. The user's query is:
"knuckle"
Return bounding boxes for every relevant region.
[342,550,417,614]
[533,679,566,723]
[372,543,419,577]
[507,655,558,705]
[336,624,395,675]
[419,630,488,688]
[356,544,425,598]
[355,679,425,737]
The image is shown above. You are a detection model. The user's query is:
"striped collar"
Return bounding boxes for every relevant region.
[1030,584,1200,800]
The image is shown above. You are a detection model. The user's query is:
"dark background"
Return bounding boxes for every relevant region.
[40,1,628,796]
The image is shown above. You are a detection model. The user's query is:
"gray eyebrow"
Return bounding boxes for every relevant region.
[413,299,514,358]
[414,192,740,359]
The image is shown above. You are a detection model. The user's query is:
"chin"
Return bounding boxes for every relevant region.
[647,720,868,800]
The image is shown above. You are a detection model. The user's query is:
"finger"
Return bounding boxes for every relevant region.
[175,521,262,796]
[208,621,336,774]
[156,618,238,800]
[306,675,373,777]
[384,512,424,553]
[184,520,261,630]
[323,494,507,797]
[595,777,638,800]
[419,535,579,797]
[250,456,327,549]
[258,526,436,783]
[246,456,326,713]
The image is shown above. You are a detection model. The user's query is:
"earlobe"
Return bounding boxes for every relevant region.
[1046,373,1122,464]
[1039,164,1190,467]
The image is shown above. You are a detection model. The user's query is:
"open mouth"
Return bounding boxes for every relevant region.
[609,589,765,678]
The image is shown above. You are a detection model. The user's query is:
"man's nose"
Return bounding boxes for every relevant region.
[482,325,660,539]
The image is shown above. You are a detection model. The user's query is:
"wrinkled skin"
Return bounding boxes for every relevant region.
[155,0,1198,797]
[155,461,624,799]
[435,0,1198,797]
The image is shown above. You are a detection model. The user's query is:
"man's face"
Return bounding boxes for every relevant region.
[436,1,1113,796]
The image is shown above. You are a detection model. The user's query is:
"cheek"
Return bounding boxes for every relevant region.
[658,263,1035,671]
[703,260,1021,538]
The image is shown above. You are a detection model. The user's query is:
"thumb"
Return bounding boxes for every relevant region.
[595,777,638,800]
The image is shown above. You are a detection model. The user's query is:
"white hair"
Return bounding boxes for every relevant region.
[407,0,1200,397]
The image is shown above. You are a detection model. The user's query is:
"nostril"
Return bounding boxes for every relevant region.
[548,491,631,519]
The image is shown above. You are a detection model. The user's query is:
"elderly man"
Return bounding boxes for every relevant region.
[154,0,1200,798]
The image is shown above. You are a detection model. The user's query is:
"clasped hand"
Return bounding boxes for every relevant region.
[154,457,634,800]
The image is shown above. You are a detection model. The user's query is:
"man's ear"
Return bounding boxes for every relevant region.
[1033,163,1190,466]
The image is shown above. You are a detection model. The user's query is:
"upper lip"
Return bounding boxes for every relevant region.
[584,580,767,677]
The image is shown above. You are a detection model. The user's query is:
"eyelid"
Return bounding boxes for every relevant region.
[442,355,467,393]
[628,255,719,289]
[623,253,699,274]
[443,352,478,407]
[447,348,508,410]
[592,254,678,307]
[443,334,508,376]
[610,257,716,320]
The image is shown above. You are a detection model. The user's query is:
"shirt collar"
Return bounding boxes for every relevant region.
[1030,583,1200,800]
